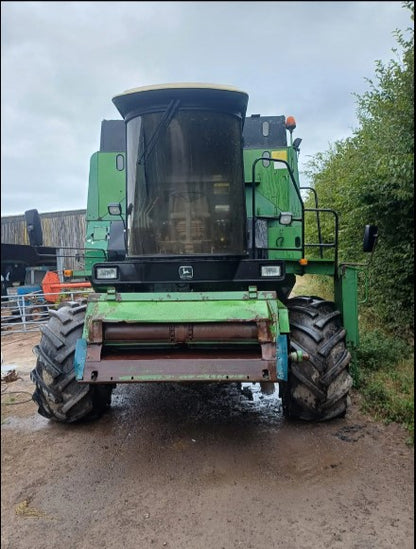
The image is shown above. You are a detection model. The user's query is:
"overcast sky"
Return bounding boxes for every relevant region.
[1,1,412,216]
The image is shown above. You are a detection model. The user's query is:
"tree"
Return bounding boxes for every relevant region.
[305,2,414,335]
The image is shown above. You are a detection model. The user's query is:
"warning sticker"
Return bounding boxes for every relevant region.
[271,150,288,169]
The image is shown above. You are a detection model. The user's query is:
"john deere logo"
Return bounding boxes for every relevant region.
[179,266,193,280]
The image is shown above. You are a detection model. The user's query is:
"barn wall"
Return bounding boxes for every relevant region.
[1,210,87,271]
[1,210,87,248]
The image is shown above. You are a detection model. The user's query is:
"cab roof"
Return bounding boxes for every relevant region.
[112,82,249,122]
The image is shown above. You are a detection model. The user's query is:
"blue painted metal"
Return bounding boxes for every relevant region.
[17,285,42,295]
[276,334,288,381]
[74,338,88,381]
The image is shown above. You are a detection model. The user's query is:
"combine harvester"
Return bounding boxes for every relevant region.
[30,83,377,423]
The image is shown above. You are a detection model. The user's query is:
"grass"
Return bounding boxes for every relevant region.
[291,274,414,445]
[359,363,414,441]
[355,323,414,445]
[291,273,334,301]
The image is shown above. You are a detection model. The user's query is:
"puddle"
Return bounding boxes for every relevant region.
[1,364,20,373]
[241,381,280,402]
[2,382,284,432]
[110,381,283,428]
[333,423,366,442]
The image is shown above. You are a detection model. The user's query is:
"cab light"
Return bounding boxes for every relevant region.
[261,265,282,277]
[96,267,118,279]
[108,203,122,216]
[279,212,293,225]
[299,258,308,266]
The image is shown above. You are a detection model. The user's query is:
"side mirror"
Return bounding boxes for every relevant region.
[24,209,43,247]
[107,202,127,251]
[108,203,122,216]
[363,224,378,253]
[292,137,302,152]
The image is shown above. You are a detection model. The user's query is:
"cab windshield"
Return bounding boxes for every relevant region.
[126,109,246,256]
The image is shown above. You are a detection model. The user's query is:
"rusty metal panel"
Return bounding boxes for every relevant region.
[81,352,277,383]
[103,322,259,343]
[76,289,286,383]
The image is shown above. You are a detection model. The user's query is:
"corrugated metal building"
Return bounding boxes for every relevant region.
[1,209,87,248]
[1,209,87,273]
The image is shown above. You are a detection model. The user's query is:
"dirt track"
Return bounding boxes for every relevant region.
[1,331,414,549]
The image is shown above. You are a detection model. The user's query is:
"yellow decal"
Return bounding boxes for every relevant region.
[271,150,288,170]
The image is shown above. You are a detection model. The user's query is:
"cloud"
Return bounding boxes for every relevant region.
[1,1,412,215]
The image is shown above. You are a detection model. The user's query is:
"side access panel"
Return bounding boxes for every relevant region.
[334,264,360,350]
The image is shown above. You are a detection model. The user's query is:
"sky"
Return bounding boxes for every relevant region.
[1,1,412,217]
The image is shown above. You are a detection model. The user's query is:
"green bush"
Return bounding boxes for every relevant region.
[304,3,414,337]
[356,333,414,443]
[359,369,414,444]
[357,329,411,371]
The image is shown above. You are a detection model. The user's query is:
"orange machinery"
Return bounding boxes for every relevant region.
[41,271,91,303]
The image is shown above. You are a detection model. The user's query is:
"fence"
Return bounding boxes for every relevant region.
[1,289,92,335]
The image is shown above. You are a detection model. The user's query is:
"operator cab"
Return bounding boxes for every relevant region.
[112,83,249,257]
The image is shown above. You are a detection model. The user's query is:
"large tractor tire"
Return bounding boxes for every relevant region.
[30,301,113,423]
[281,296,352,421]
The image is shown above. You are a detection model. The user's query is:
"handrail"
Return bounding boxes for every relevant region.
[248,157,339,263]
[304,208,339,266]
[300,186,323,258]
[250,157,304,259]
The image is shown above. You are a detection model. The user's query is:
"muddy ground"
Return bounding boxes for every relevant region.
[1,330,414,549]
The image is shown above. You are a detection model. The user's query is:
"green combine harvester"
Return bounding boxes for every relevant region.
[30,83,377,423]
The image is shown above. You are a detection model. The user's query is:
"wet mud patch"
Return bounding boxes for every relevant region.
[334,423,367,442]
[110,381,283,429]
[2,333,414,549]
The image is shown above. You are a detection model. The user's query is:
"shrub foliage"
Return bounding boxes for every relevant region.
[304,2,414,337]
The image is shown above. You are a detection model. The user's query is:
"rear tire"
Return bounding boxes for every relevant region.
[281,296,352,421]
[30,301,113,423]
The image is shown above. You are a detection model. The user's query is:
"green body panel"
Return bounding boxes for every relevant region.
[83,289,290,339]
[84,220,110,274]
[334,265,360,349]
[86,152,126,221]
[243,147,303,261]
[286,259,336,276]
[83,152,126,273]
[243,148,301,214]
[267,224,302,260]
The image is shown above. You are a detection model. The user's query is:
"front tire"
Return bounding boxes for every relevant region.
[281,296,352,421]
[30,301,113,423]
